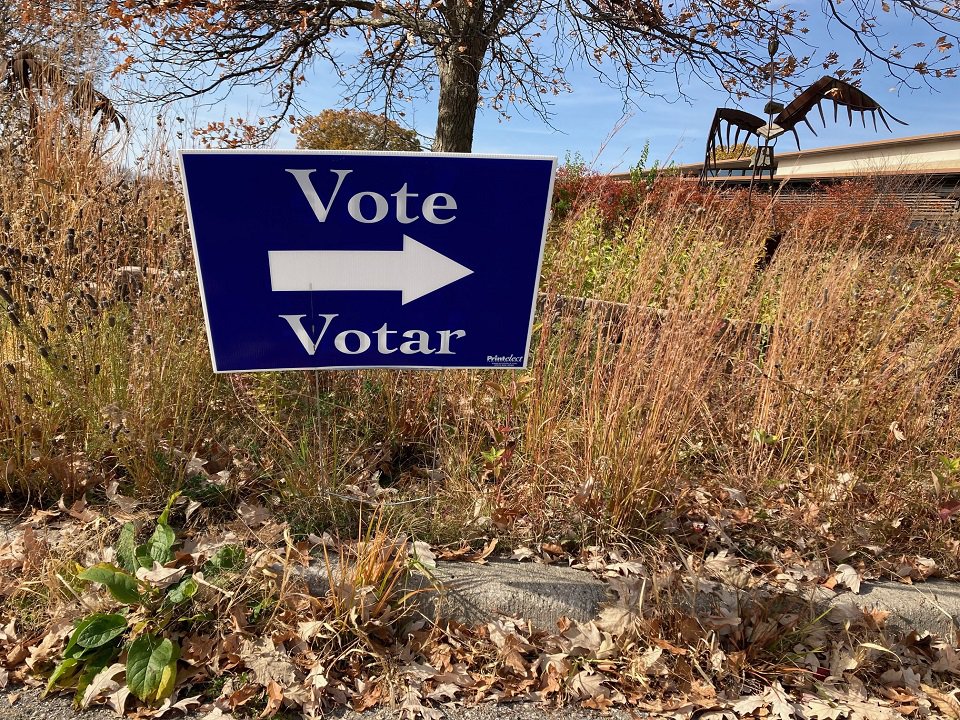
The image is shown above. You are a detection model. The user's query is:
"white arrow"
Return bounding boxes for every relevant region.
[268,235,474,305]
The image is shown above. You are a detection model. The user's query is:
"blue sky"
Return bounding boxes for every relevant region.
[178,12,960,172]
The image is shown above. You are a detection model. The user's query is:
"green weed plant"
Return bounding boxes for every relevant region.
[46,493,244,705]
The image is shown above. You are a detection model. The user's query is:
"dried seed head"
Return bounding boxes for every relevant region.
[5,363,15,374]
[23,392,33,404]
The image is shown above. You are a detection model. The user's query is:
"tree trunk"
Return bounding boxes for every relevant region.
[432,43,485,153]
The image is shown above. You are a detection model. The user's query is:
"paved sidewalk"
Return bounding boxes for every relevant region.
[4,686,649,720]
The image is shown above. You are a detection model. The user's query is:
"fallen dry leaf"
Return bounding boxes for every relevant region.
[136,563,186,588]
[764,681,796,720]
[801,696,849,720]
[108,686,131,716]
[105,480,139,513]
[409,540,437,568]
[399,685,444,720]
[25,620,71,670]
[733,694,765,715]
[200,709,234,720]
[239,637,300,688]
[226,683,259,711]
[834,564,862,594]
[80,662,125,709]
[237,502,271,527]
[261,679,283,718]
[509,545,535,562]
[920,684,960,719]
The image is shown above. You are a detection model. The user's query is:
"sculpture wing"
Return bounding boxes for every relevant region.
[702,108,766,179]
[775,76,907,147]
[72,78,126,131]
[9,50,61,93]
[4,50,125,133]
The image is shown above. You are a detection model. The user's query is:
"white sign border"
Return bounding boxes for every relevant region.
[177,148,557,373]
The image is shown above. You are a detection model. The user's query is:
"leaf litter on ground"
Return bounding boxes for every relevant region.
[0,503,958,720]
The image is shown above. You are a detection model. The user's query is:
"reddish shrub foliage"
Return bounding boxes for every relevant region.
[553,172,914,249]
[552,165,643,229]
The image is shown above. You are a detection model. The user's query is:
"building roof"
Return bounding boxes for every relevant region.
[631,129,960,182]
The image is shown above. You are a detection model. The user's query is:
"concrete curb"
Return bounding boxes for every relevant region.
[415,559,611,627]
[284,558,610,628]
[816,578,960,640]
[288,557,960,641]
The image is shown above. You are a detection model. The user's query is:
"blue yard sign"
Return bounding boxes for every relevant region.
[179,150,556,372]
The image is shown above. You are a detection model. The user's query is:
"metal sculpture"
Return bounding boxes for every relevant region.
[1,49,126,136]
[700,41,906,184]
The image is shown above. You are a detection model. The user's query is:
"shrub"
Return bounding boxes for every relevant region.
[295,109,421,151]
[552,160,642,230]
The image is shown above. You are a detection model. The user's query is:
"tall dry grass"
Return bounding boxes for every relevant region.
[0,120,212,494]
[533,178,959,563]
[1,121,958,570]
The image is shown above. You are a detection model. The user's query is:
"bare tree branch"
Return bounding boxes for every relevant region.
[102,0,959,151]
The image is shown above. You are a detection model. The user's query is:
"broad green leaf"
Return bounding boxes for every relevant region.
[116,523,137,574]
[155,659,177,701]
[134,544,153,570]
[145,523,176,566]
[126,635,179,702]
[74,613,127,649]
[45,657,80,695]
[165,576,198,605]
[203,545,245,576]
[64,615,99,660]
[78,563,141,605]
[156,491,181,527]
